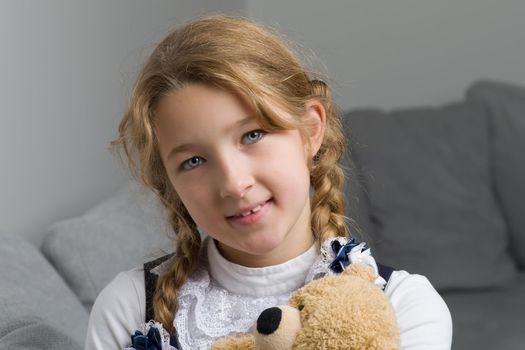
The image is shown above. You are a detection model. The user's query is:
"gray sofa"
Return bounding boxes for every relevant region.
[0,184,172,349]
[1,80,523,349]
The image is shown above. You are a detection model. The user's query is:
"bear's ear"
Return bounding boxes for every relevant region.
[210,334,256,350]
[288,292,302,310]
[289,290,312,318]
[342,263,376,282]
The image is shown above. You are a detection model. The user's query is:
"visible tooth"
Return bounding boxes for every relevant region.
[241,211,252,217]
[251,205,262,213]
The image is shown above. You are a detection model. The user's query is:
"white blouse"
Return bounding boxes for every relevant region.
[85,237,452,350]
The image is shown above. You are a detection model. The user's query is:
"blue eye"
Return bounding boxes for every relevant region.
[181,156,204,171]
[242,130,266,145]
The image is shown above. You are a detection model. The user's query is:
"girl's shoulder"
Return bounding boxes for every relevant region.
[385,270,453,348]
[93,267,146,318]
[86,267,146,349]
[384,269,444,302]
[313,236,452,347]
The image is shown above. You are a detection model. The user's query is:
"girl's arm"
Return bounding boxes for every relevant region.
[386,271,453,350]
[85,268,145,350]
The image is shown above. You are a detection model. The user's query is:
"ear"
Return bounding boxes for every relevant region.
[303,100,327,158]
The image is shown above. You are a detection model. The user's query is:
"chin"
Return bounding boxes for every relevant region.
[242,235,286,256]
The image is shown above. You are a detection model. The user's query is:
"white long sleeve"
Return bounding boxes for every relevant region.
[385,271,453,349]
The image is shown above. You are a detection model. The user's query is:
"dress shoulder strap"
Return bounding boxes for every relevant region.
[377,263,395,285]
[143,253,180,349]
[143,253,175,323]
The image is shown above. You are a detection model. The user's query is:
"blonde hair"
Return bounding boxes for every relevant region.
[112,15,348,333]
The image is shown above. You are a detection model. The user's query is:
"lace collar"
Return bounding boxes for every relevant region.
[206,237,318,297]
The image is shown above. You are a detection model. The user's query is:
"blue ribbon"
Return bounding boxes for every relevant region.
[328,238,362,273]
[131,327,163,350]
[130,327,179,349]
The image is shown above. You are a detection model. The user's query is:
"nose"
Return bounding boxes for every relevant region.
[217,155,254,198]
[257,307,282,335]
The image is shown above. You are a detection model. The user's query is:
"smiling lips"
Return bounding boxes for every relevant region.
[235,203,264,217]
[227,199,272,225]
[228,199,270,218]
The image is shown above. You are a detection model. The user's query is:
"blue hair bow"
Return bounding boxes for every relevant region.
[328,238,362,273]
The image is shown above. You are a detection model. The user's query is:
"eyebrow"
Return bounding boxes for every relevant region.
[166,115,256,161]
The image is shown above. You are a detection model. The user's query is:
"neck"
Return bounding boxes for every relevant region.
[207,237,319,297]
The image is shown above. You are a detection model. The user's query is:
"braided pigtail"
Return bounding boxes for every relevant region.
[308,79,348,243]
[152,197,201,334]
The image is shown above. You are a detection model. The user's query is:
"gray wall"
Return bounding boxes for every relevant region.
[0,0,244,245]
[247,0,525,110]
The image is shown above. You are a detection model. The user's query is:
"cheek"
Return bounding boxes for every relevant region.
[266,140,311,192]
[171,178,213,220]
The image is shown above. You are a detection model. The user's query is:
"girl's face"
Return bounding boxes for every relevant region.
[155,84,325,267]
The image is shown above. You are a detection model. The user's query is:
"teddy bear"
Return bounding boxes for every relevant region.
[211,262,400,350]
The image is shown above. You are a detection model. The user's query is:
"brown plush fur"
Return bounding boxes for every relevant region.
[211,263,400,350]
[211,334,256,350]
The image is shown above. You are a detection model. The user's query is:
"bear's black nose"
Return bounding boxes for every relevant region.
[257,307,282,335]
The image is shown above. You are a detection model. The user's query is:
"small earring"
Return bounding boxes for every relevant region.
[311,153,320,170]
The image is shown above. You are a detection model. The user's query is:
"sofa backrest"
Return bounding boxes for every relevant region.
[466,81,525,268]
[343,80,525,291]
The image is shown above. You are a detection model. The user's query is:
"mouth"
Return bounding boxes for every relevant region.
[227,199,272,218]
[226,198,273,225]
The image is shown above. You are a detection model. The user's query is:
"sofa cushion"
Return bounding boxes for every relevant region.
[344,100,517,290]
[441,273,525,350]
[0,317,81,350]
[41,181,172,311]
[0,234,88,348]
[466,80,525,268]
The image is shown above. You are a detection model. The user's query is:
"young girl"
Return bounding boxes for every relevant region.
[86,15,452,350]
